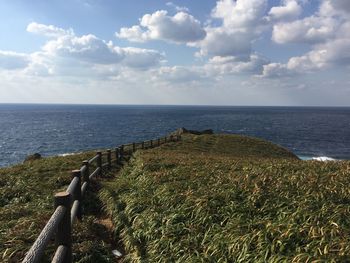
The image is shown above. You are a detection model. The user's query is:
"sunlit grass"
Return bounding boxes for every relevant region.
[0,152,115,262]
[100,134,350,262]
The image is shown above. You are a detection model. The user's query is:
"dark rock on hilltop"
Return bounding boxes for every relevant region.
[175,127,214,135]
[24,153,42,163]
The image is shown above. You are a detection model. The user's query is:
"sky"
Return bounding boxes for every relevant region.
[0,0,349,106]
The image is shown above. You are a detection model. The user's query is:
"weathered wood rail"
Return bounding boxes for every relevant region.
[22,134,181,263]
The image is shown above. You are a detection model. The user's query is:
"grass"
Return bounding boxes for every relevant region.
[100,134,350,262]
[0,151,116,262]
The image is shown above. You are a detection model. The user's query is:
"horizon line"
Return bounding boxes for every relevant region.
[0,102,350,108]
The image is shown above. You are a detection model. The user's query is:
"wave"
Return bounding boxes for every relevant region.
[299,156,337,161]
[311,156,337,161]
[58,152,81,157]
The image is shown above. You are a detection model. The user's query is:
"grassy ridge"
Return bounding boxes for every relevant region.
[100,134,350,262]
[0,152,115,262]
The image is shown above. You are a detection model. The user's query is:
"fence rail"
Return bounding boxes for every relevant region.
[22,134,181,263]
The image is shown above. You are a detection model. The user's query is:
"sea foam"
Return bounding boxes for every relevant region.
[311,156,337,161]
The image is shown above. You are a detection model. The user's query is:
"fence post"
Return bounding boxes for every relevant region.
[133,143,136,152]
[142,141,144,149]
[71,170,82,221]
[150,140,153,148]
[170,135,173,141]
[158,138,160,146]
[82,160,89,186]
[107,149,111,169]
[96,151,102,177]
[54,192,72,263]
[165,136,167,143]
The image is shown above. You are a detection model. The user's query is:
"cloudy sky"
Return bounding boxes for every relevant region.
[0,0,349,106]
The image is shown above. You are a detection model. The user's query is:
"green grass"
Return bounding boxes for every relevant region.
[100,134,350,262]
[0,152,115,262]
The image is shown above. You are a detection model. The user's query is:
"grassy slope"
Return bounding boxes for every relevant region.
[101,134,350,262]
[0,152,115,262]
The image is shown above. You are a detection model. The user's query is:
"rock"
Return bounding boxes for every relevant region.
[174,127,214,135]
[200,129,214,134]
[24,153,42,163]
[112,249,123,258]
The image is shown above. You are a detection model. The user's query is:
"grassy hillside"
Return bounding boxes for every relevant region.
[0,152,115,262]
[101,134,350,262]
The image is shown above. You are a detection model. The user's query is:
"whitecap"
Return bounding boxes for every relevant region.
[311,156,337,161]
[298,156,338,161]
[58,152,81,157]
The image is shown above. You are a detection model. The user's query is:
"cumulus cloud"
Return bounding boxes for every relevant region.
[272,16,338,44]
[263,0,350,78]
[195,0,267,60]
[116,0,269,66]
[116,10,206,44]
[195,28,252,58]
[0,22,166,78]
[211,0,267,29]
[27,22,73,38]
[261,63,290,78]
[117,26,148,43]
[27,23,164,73]
[42,34,125,65]
[206,54,269,75]
[268,0,302,21]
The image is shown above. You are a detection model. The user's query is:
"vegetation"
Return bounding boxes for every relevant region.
[100,134,350,262]
[0,152,115,262]
[2,133,350,262]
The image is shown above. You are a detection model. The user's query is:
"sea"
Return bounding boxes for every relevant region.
[0,104,349,167]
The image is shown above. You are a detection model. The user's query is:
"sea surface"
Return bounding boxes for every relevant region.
[0,104,349,167]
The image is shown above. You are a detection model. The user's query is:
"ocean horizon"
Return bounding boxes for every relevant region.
[1,103,349,167]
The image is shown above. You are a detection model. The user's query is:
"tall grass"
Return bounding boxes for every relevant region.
[100,134,350,262]
[0,152,115,262]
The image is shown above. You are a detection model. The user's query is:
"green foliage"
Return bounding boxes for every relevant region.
[0,151,114,262]
[100,134,350,262]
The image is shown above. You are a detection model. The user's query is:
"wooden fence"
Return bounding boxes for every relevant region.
[22,134,181,263]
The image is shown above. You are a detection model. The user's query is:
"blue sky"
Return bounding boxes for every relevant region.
[0,0,349,105]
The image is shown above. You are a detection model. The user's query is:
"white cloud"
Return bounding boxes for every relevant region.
[211,0,267,29]
[116,0,268,65]
[43,34,125,64]
[195,0,267,60]
[0,22,166,79]
[272,16,338,44]
[28,23,164,73]
[261,63,290,78]
[0,51,30,70]
[195,28,252,58]
[268,0,302,21]
[166,2,189,13]
[116,10,206,44]
[263,0,350,78]
[206,54,269,75]
[27,22,73,38]
[117,25,148,43]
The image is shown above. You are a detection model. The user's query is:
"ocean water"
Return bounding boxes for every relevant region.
[0,104,349,167]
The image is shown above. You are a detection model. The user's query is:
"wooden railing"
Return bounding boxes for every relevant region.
[22,134,181,263]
